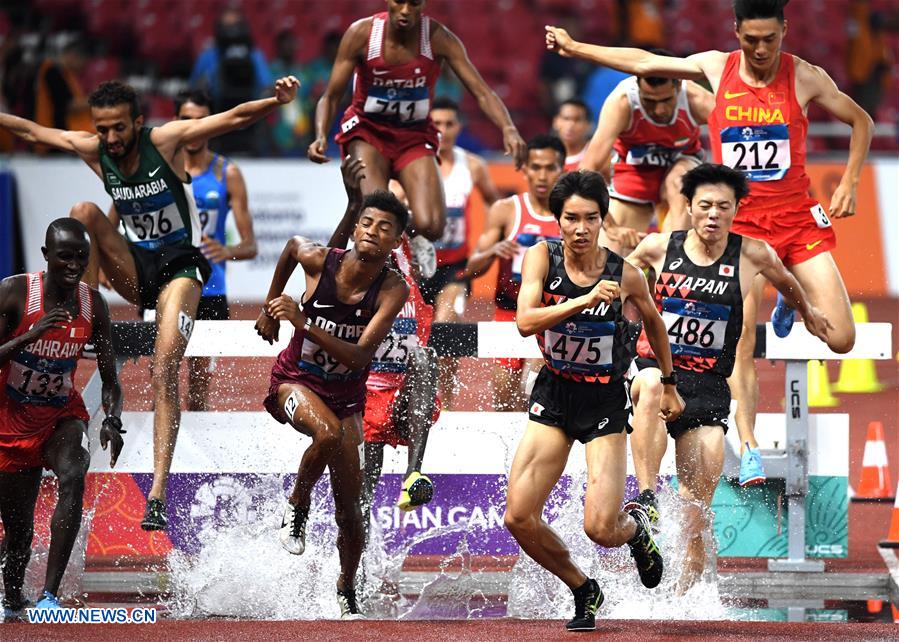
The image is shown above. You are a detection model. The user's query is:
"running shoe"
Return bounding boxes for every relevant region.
[623,489,660,529]
[565,578,604,632]
[627,506,664,589]
[398,471,434,512]
[279,502,308,555]
[771,292,796,338]
[739,443,766,487]
[34,591,61,610]
[336,587,364,620]
[140,498,167,531]
[409,235,437,280]
[2,596,31,623]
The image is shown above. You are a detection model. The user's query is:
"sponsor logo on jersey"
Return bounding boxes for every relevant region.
[724,105,785,124]
[597,417,609,429]
[549,276,563,290]
[668,258,683,270]
[805,240,823,251]
[724,90,749,99]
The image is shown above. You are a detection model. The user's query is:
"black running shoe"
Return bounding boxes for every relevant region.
[337,587,364,620]
[623,489,660,529]
[627,507,663,588]
[565,578,604,632]
[141,498,167,531]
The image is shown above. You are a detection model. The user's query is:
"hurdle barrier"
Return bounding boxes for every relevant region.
[78,320,892,575]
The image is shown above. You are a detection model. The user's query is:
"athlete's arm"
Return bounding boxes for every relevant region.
[580,91,629,178]
[464,197,516,278]
[469,152,500,206]
[0,113,99,167]
[515,243,620,337]
[743,238,833,343]
[91,289,125,467]
[685,81,715,125]
[620,261,684,421]
[545,26,723,83]
[202,162,257,263]
[153,77,298,153]
[625,232,669,273]
[328,157,368,249]
[309,20,369,163]
[0,276,71,367]
[433,24,526,169]
[799,60,874,219]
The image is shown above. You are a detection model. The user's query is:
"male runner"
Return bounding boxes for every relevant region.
[547,0,871,485]
[0,219,124,618]
[626,163,831,591]
[552,98,592,171]
[0,75,299,528]
[466,134,565,411]
[580,54,714,238]
[308,0,526,245]
[255,190,411,620]
[504,171,683,632]
[426,96,499,409]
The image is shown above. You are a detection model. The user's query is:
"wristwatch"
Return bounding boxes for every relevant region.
[660,372,678,386]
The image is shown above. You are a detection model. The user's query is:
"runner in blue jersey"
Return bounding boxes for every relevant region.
[0,75,299,531]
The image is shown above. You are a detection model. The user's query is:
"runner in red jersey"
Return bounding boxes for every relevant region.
[255,183,410,620]
[546,0,871,484]
[467,135,566,410]
[581,53,714,245]
[0,219,123,618]
[552,99,592,172]
[309,0,525,244]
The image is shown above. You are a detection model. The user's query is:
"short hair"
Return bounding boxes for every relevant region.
[360,190,409,233]
[733,0,789,26]
[431,96,460,115]
[526,134,567,164]
[174,89,213,115]
[46,218,89,246]
[549,170,610,221]
[680,163,750,204]
[556,98,591,122]
[640,48,678,87]
[88,81,141,119]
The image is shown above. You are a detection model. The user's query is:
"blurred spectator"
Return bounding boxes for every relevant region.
[538,18,592,117]
[33,37,92,154]
[269,29,310,155]
[189,6,272,154]
[302,30,344,159]
[618,0,667,48]
[847,0,894,117]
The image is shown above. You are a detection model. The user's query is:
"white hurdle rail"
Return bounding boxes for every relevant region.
[81,319,893,573]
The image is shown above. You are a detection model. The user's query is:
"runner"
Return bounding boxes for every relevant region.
[552,98,592,171]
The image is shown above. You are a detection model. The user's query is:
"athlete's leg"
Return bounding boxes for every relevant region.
[361,441,385,515]
[147,277,203,502]
[277,384,347,511]
[673,425,725,594]
[41,418,90,597]
[493,361,523,411]
[788,252,855,353]
[346,139,391,195]
[434,283,465,410]
[583,432,638,547]
[504,422,584,588]
[0,467,42,608]
[397,346,438,475]
[629,368,667,494]
[329,413,365,593]
[186,357,213,411]
[659,159,694,232]
[397,155,446,241]
[729,275,763,453]
[608,197,655,233]
[68,201,140,303]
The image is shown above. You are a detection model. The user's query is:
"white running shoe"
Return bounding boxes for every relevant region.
[278,502,307,555]
[409,235,437,280]
[337,588,364,620]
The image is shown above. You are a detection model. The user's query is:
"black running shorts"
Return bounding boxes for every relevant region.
[196,295,230,321]
[129,244,211,309]
[420,260,469,306]
[527,366,631,444]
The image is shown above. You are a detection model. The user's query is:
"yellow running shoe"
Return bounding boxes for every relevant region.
[398,471,434,511]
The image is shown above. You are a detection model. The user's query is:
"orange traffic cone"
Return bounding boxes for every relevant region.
[832,303,884,393]
[866,599,883,614]
[853,422,894,502]
[878,483,899,547]
[893,604,899,623]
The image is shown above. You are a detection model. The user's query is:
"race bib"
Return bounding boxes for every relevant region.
[720,124,790,182]
[661,298,731,358]
[543,320,615,375]
[371,318,419,373]
[6,359,75,406]
[298,338,355,380]
[809,203,832,229]
[121,204,188,249]
[363,86,429,125]
[435,207,466,251]
[625,144,678,167]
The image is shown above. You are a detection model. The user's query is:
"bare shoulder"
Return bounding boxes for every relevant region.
[0,274,27,317]
[465,150,488,172]
[381,267,411,299]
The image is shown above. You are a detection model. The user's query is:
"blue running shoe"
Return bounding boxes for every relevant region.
[739,443,766,487]
[3,597,31,622]
[771,293,796,338]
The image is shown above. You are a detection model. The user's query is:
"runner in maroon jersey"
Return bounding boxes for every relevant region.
[255,188,410,620]
[309,0,526,245]
[0,219,123,618]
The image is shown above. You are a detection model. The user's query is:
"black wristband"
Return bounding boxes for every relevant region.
[102,415,125,434]
[660,372,678,386]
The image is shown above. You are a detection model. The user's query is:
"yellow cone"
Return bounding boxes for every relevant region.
[832,303,884,393]
[808,359,839,407]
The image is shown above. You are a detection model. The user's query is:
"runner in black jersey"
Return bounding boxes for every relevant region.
[0,75,299,531]
[255,189,410,620]
[626,163,831,593]
[504,171,684,632]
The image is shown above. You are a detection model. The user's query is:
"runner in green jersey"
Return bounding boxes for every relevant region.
[0,75,299,530]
